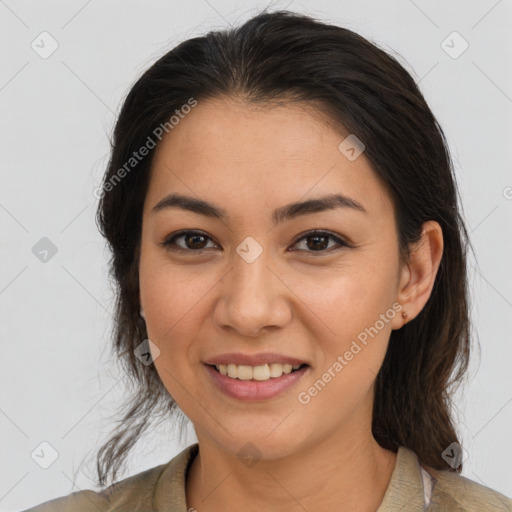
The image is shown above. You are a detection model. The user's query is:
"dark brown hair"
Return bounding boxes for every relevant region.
[91,9,473,487]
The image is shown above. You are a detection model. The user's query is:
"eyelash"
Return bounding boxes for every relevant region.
[160,230,351,255]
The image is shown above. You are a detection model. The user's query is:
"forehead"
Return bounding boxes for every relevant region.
[144,97,394,222]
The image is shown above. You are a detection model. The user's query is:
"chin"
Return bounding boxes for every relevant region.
[203,427,307,462]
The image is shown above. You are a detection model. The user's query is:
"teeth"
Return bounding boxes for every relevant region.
[215,363,303,380]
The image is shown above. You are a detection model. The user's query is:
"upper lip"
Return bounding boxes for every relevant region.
[204,352,309,367]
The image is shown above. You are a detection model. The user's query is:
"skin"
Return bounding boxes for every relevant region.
[138,97,443,512]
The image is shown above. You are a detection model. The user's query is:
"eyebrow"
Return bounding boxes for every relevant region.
[151,192,367,224]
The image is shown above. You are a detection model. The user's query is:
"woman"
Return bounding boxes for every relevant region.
[23,9,512,512]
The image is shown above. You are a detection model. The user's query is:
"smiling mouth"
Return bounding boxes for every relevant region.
[207,363,309,381]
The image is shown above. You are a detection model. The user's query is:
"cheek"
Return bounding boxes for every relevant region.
[314,263,395,330]
[139,240,209,321]
[304,258,397,371]
[140,264,209,406]
[300,277,394,417]
[139,256,224,377]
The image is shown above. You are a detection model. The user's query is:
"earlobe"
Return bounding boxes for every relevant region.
[395,221,444,328]
[139,292,145,320]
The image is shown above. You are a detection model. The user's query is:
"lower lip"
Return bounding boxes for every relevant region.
[204,364,310,401]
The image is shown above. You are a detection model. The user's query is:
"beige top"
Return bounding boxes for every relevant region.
[22,443,512,511]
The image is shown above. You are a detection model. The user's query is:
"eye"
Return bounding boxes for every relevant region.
[161,229,350,254]
[290,230,350,253]
[161,231,218,252]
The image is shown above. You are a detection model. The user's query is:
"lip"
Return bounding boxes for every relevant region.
[204,352,309,367]
[204,363,310,401]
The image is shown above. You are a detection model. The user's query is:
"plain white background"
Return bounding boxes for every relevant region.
[1,1,511,510]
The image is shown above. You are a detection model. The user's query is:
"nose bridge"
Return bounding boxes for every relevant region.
[216,235,290,335]
[231,235,273,301]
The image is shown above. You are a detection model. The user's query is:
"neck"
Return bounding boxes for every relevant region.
[186,423,397,512]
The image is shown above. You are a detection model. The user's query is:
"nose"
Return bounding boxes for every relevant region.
[213,244,292,337]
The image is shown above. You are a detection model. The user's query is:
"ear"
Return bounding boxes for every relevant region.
[392,220,444,329]
[139,294,145,319]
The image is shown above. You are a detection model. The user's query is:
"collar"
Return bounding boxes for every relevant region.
[153,442,199,511]
[377,446,427,511]
[152,444,428,511]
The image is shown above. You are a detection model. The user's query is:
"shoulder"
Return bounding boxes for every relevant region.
[391,446,511,512]
[20,463,168,512]
[20,444,198,512]
[426,464,512,511]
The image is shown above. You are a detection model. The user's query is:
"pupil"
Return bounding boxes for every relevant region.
[308,235,327,250]
[188,234,206,249]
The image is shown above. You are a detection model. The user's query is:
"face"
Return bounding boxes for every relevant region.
[139,97,404,459]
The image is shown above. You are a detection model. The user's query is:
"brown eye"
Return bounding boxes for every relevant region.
[291,230,349,253]
[162,231,217,252]
[184,233,208,249]
[306,234,329,251]
[161,229,350,255]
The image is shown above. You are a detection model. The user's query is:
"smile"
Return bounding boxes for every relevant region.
[204,363,310,401]
[212,363,306,381]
